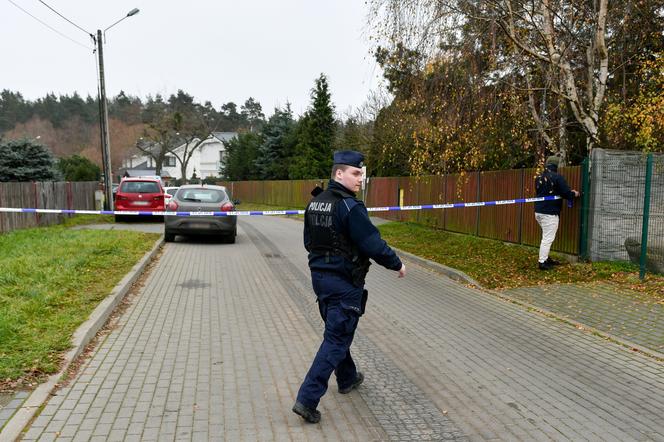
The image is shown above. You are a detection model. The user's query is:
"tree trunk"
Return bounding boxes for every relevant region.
[558,77,568,164]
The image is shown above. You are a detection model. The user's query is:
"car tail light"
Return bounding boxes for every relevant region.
[221,202,234,212]
[167,201,179,211]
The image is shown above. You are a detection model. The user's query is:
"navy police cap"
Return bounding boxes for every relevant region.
[333,150,364,168]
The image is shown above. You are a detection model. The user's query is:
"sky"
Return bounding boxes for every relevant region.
[1,0,385,118]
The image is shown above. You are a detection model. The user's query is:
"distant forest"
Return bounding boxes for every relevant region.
[0,90,269,172]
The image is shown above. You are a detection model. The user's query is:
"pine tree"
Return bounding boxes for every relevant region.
[240,98,266,132]
[0,90,32,133]
[221,132,262,180]
[56,154,101,181]
[289,74,336,179]
[0,138,61,182]
[255,104,297,179]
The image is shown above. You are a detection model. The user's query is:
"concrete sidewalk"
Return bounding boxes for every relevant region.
[502,282,664,358]
[11,216,664,441]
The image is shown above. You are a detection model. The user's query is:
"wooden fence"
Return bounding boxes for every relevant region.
[222,166,582,255]
[0,181,99,234]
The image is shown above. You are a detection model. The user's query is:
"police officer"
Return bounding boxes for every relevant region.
[292,150,406,424]
[534,155,579,270]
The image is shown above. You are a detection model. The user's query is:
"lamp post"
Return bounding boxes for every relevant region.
[94,8,139,210]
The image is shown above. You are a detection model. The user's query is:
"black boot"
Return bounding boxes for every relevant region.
[539,261,554,270]
[546,257,561,266]
[339,371,364,394]
[292,402,321,423]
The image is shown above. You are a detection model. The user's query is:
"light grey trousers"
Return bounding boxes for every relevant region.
[535,213,559,263]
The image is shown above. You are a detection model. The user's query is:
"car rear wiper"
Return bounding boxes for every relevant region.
[182,198,202,202]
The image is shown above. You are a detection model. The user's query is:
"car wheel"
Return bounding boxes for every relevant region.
[223,234,236,244]
[114,215,123,223]
[164,232,175,242]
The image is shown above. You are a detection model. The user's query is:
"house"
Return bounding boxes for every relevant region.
[118,132,237,182]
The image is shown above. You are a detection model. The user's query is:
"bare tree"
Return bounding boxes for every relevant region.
[498,0,609,154]
[369,0,612,155]
[137,94,222,182]
[135,113,180,176]
[167,106,223,184]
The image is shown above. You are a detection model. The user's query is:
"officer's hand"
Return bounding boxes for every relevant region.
[398,264,406,278]
[572,190,580,197]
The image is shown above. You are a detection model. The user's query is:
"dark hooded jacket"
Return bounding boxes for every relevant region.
[534,164,576,215]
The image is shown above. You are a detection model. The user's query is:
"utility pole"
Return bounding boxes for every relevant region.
[93,8,139,210]
[96,29,113,210]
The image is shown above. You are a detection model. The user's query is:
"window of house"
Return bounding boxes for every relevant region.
[219,151,227,163]
[164,156,176,167]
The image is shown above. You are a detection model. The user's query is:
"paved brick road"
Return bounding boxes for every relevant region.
[22,217,664,441]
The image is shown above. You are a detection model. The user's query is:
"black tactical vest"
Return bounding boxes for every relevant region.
[306,186,371,286]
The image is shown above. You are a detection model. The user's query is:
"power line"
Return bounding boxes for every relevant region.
[37,0,92,37]
[6,0,92,50]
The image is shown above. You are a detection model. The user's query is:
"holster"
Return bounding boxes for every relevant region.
[350,258,371,287]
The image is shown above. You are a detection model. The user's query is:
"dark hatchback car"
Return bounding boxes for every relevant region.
[164,185,238,243]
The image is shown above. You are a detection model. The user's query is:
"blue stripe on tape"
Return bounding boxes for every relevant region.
[0,195,561,217]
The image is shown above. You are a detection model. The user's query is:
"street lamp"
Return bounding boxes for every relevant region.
[94,8,140,210]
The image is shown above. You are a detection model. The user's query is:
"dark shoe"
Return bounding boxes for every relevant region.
[538,261,554,270]
[339,371,364,394]
[546,257,561,266]
[292,401,321,423]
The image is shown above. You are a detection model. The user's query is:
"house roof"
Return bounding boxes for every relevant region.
[133,142,163,157]
[212,132,237,143]
[121,168,172,178]
[168,132,238,155]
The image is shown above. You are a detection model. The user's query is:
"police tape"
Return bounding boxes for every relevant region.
[0,195,561,217]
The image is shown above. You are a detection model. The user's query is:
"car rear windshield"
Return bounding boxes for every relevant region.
[166,188,178,196]
[176,188,227,203]
[120,181,161,193]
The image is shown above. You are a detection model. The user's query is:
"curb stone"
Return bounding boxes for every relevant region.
[0,236,164,442]
[394,247,482,287]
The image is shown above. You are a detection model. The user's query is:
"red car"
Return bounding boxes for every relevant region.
[114,177,165,222]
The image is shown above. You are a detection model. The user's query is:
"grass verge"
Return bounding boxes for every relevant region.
[378,221,664,298]
[61,214,114,227]
[0,224,159,389]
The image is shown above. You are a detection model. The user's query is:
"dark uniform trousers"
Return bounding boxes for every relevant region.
[296,271,362,409]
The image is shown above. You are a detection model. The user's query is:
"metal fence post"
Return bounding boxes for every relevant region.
[443,173,448,230]
[518,168,524,244]
[476,171,481,236]
[639,153,654,280]
[579,157,591,260]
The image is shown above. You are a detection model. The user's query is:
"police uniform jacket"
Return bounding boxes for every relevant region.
[304,180,402,283]
[534,165,576,216]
